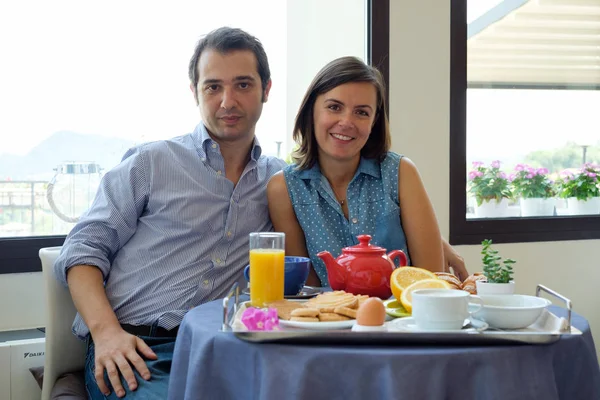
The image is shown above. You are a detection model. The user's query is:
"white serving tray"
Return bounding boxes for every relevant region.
[221,283,581,345]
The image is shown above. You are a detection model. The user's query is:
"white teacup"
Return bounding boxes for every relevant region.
[412,289,483,331]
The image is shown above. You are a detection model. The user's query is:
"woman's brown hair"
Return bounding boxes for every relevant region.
[292,56,391,170]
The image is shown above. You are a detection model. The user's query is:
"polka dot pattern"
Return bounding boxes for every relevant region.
[284,152,410,287]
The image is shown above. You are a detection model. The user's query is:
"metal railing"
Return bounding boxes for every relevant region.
[0,180,57,236]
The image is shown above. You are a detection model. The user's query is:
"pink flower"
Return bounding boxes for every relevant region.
[472,161,484,168]
[241,307,280,331]
[515,164,525,172]
[587,172,597,178]
[537,168,549,175]
[498,172,507,179]
[491,160,501,169]
[508,173,516,182]
[526,173,534,179]
[476,171,483,177]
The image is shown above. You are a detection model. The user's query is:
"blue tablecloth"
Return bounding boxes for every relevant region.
[168,300,600,400]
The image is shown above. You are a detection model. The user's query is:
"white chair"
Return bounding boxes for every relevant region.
[39,247,87,400]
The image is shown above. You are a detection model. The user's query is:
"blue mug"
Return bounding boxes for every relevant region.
[244,256,311,296]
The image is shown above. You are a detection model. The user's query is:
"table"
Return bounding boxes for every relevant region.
[168,300,600,400]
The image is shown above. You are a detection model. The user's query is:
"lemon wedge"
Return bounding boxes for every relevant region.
[390,267,438,301]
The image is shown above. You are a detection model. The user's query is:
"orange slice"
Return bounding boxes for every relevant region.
[390,267,438,301]
[399,278,451,313]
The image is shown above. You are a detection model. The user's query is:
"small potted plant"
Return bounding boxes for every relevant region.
[510,164,556,217]
[558,164,600,215]
[468,160,513,218]
[476,239,516,295]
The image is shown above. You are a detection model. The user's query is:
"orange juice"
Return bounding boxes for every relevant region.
[249,249,285,307]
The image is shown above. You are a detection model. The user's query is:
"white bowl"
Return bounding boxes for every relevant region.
[469,294,551,329]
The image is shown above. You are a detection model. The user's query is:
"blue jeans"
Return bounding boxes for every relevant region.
[84,333,175,400]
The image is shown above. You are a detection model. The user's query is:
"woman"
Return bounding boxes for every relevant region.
[268,56,464,287]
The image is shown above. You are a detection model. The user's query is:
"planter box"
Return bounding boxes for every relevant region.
[566,197,600,215]
[474,198,511,218]
[519,198,555,217]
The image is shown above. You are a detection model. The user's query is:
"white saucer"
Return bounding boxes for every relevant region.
[279,319,355,331]
[386,317,488,333]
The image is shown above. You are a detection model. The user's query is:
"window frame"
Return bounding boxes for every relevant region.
[449,0,600,245]
[0,0,390,274]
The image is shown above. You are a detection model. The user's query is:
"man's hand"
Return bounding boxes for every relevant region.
[442,239,468,282]
[92,327,157,398]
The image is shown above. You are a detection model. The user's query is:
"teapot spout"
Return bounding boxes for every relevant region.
[317,251,346,290]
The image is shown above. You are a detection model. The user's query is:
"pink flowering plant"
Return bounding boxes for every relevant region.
[557,164,600,200]
[241,307,280,331]
[510,164,556,199]
[468,160,513,206]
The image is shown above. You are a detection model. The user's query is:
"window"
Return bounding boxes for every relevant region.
[450,0,600,244]
[0,0,389,272]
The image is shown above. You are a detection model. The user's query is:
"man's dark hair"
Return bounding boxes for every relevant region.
[188,27,271,103]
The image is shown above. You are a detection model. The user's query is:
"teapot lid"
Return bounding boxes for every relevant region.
[342,235,386,254]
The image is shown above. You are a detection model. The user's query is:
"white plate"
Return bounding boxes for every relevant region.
[278,319,355,331]
[386,317,488,333]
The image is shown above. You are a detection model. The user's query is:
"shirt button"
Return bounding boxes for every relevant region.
[217,170,222,175]
[352,217,358,224]
[203,279,209,287]
[227,231,232,237]
[212,143,217,149]
[215,258,222,264]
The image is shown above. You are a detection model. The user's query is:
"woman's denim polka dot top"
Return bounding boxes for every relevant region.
[283,152,410,287]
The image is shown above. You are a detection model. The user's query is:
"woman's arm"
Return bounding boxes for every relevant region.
[398,157,444,273]
[267,172,321,286]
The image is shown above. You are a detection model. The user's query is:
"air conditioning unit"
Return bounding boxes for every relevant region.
[0,329,45,400]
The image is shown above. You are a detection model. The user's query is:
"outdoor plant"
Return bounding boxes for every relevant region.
[481,239,515,284]
[557,163,600,200]
[510,164,556,199]
[468,160,512,206]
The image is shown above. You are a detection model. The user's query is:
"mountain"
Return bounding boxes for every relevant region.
[0,131,136,181]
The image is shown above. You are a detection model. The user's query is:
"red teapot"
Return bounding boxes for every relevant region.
[317,235,407,299]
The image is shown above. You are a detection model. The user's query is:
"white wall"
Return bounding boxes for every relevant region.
[0,272,45,331]
[390,0,600,355]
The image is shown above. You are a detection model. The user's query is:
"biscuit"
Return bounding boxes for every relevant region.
[319,312,351,322]
[290,316,320,322]
[291,308,320,318]
[333,306,357,319]
[305,292,359,311]
[356,295,370,307]
[268,299,305,320]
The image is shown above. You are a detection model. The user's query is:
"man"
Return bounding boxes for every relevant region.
[54,27,286,399]
[55,26,468,400]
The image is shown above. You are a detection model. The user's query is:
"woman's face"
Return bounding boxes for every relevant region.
[312,82,377,163]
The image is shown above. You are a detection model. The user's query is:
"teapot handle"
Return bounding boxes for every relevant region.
[387,250,407,268]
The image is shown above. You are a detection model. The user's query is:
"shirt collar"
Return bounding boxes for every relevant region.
[296,156,381,180]
[192,123,262,161]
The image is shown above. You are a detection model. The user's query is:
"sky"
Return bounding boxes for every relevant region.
[0,0,287,156]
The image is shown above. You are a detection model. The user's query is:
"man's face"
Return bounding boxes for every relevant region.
[193,49,271,144]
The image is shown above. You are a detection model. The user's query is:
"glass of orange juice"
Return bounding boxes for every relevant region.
[249,232,285,307]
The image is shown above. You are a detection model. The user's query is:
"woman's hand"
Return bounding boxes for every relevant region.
[442,238,468,281]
